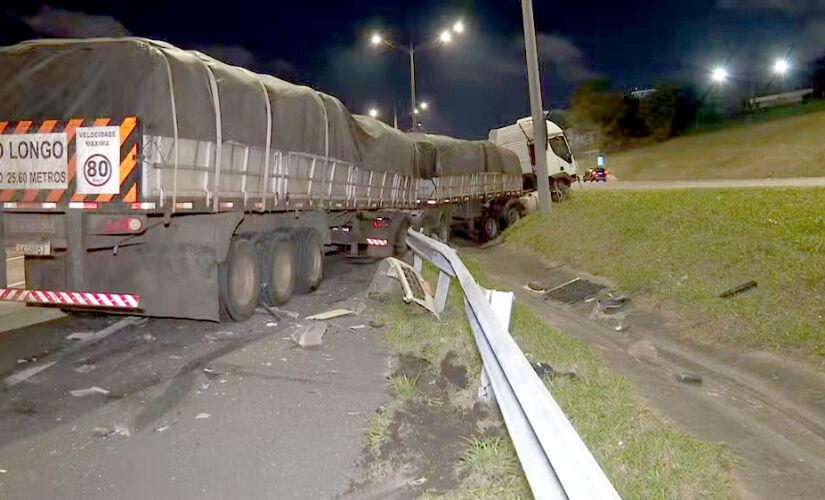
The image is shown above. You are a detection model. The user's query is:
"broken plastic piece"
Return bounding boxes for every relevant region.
[291,322,328,347]
[66,332,96,341]
[306,309,353,320]
[195,413,210,420]
[368,257,438,317]
[70,386,109,397]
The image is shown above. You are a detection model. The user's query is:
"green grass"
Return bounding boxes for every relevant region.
[374,261,737,499]
[388,373,419,401]
[606,107,825,180]
[505,188,825,361]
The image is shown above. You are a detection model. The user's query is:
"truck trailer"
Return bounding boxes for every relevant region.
[0,38,524,321]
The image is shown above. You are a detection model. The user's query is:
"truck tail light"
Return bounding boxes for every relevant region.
[372,218,391,229]
[104,217,144,234]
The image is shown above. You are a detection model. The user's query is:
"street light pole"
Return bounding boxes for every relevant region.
[520,0,551,215]
[409,47,417,131]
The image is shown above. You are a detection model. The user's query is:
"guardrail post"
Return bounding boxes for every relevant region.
[433,271,451,315]
[413,253,422,272]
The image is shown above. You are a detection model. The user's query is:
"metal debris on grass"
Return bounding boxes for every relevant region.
[368,257,438,317]
[532,362,578,381]
[719,280,757,298]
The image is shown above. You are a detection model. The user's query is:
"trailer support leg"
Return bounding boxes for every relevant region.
[66,210,85,290]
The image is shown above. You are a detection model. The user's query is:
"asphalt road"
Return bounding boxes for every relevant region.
[0,254,389,499]
[577,176,825,190]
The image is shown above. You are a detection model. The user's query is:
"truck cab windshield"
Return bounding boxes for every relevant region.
[548,136,572,164]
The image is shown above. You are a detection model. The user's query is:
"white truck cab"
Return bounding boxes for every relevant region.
[488,117,577,201]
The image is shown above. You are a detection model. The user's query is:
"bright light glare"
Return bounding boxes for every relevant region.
[369,108,379,118]
[439,30,453,43]
[413,108,420,115]
[711,66,728,83]
[453,21,464,33]
[419,101,429,110]
[370,33,382,46]
[774,59,789,75]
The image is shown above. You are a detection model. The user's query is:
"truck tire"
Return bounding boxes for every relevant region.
[551,180,570,202]
[502,203,521,229]
[219,237,261,322]
[295,229,323,293]
[480,214,500,242]
[259,233,296,306]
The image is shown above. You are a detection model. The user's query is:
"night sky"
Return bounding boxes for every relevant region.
[2,1,824,138]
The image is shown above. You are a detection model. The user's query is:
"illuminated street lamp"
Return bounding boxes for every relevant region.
[773,58,789,75]
[711,66,728,83]
[368,108,379,118]
[419,101,429,110]
[368,19,465,130]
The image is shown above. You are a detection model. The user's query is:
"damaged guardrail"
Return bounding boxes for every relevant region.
[405,229,620,500]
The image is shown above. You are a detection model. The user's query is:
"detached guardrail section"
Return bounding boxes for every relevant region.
[406,229,620,500]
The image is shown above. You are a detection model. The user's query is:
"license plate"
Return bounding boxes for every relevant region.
[15,242,51,256]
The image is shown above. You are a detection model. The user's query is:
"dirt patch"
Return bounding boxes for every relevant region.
[440,351,468,389]
[350,354,490,499]
[545,278,606,304]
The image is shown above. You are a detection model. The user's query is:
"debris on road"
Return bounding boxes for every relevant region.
[70,386,110,397]
[274,307,300,319]
[195,413,210,420]
[527,281,547,291]
[368,257,438,317]
[93,425,130,438]
[141,333,156,342]
[203,368,222,379]
[369,319,385,328]
[66,332,96,341]
[720,280,757,298]
[332,297,367,315]
[675,372,703,385]
[74,364,96,374]
[154,425,170,433]
[602,294,630,310]
[16,359,27,364]
[205,331,234,341]
[266,322,278,327]
[627,340,658,363]
[306,309,353,320]
[290,322,328,347]
[545,277,605,304]
[349,324,366,330]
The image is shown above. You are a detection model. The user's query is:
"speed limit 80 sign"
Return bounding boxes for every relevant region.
[76,126,120,195]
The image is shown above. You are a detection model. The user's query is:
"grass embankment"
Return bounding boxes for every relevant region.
[506,188,825,361]
[607,105,825,180]
[367,262,736,499]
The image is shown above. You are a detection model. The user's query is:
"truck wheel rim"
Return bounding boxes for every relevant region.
[231,252,256,307]
[272,248,292,296]
[308,246,322,283]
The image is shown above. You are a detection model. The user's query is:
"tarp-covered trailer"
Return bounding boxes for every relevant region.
[0,37,522,321]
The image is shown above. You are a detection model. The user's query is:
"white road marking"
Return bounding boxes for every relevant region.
[2,316,140,388]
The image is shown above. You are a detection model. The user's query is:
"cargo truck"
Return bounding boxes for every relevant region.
[0,38,524,321]
[488,117,578,201]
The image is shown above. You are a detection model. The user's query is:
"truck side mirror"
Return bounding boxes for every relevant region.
[527,142,536,166]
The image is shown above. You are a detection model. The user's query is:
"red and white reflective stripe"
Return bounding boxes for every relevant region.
[366,238,389,247]
[0,288,139,309]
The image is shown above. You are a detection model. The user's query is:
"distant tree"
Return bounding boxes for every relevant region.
[637,86,679,141]
[568,80,627,147]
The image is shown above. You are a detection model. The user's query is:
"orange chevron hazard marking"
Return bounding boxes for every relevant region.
[0,121,33,202]
[123,183,137,203]
[45,118,85,203]
[0,122,8,134]
[96,143,137,202]
[21,120,60,202]
[119,117,136,146]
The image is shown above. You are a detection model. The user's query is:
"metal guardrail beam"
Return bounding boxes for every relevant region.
[406,229,620,500]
